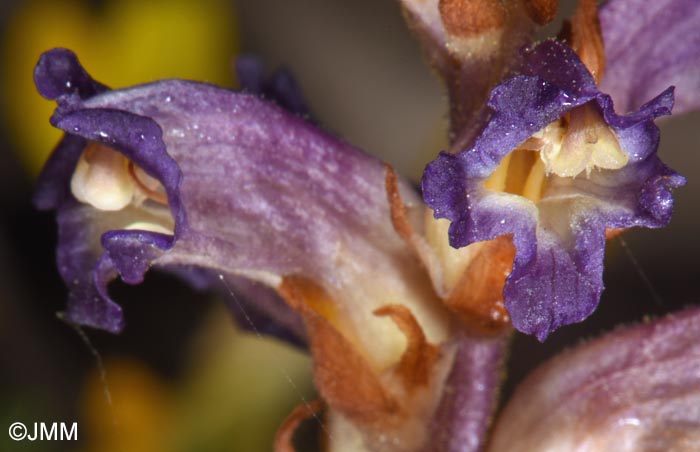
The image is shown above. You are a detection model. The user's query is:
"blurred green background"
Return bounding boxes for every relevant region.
[0,0,698,451]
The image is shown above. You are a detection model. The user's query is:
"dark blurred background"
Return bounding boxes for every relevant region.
[0,0,698,451]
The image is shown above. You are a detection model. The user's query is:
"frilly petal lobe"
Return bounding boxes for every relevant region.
[34,48,108,101]
[422,40,684,340]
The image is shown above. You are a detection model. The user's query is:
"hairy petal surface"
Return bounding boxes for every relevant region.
[600,0,700,115]
[36,49,458,450]
[488,307,700,452]
[36,47,450,352]
[422,41,684,340]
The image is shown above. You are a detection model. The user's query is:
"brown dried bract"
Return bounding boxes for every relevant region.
[279,276,401,425]
[385,164,439,272]
[274,399,324,452]
[385,163,414,241]
[523,0,558,25]
[374,305,440,388]
[570,0,605,82]
[439,0,506,37]
[386,164,513,336]
[446,236,515,335]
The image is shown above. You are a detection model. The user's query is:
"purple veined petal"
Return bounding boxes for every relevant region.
[488,307,700,452]
[600,0,700,115]
[504,153,683,340]
[422,40,685,340]
[100,79,450,363]
[36,49,462,449]
[519,39,598,98]
[508,150,683,341]
[35,49,450,371]
[504,195,607,341]
[36,47,458,449]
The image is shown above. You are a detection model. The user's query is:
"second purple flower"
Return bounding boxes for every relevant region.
[422,39,685,341]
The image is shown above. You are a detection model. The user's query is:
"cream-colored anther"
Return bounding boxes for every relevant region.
[124,221,174,235]
[70,143,135,211]
[541,104,627,177]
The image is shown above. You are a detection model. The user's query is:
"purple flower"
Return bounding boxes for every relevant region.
[36,46,439,335]
[409,0,700,342]
[34,48,464,450]
[422,39,685,341]
[33,0,700,449]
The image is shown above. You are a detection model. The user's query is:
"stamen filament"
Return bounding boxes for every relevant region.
[484,153,512,192]
[522,157,546,202]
